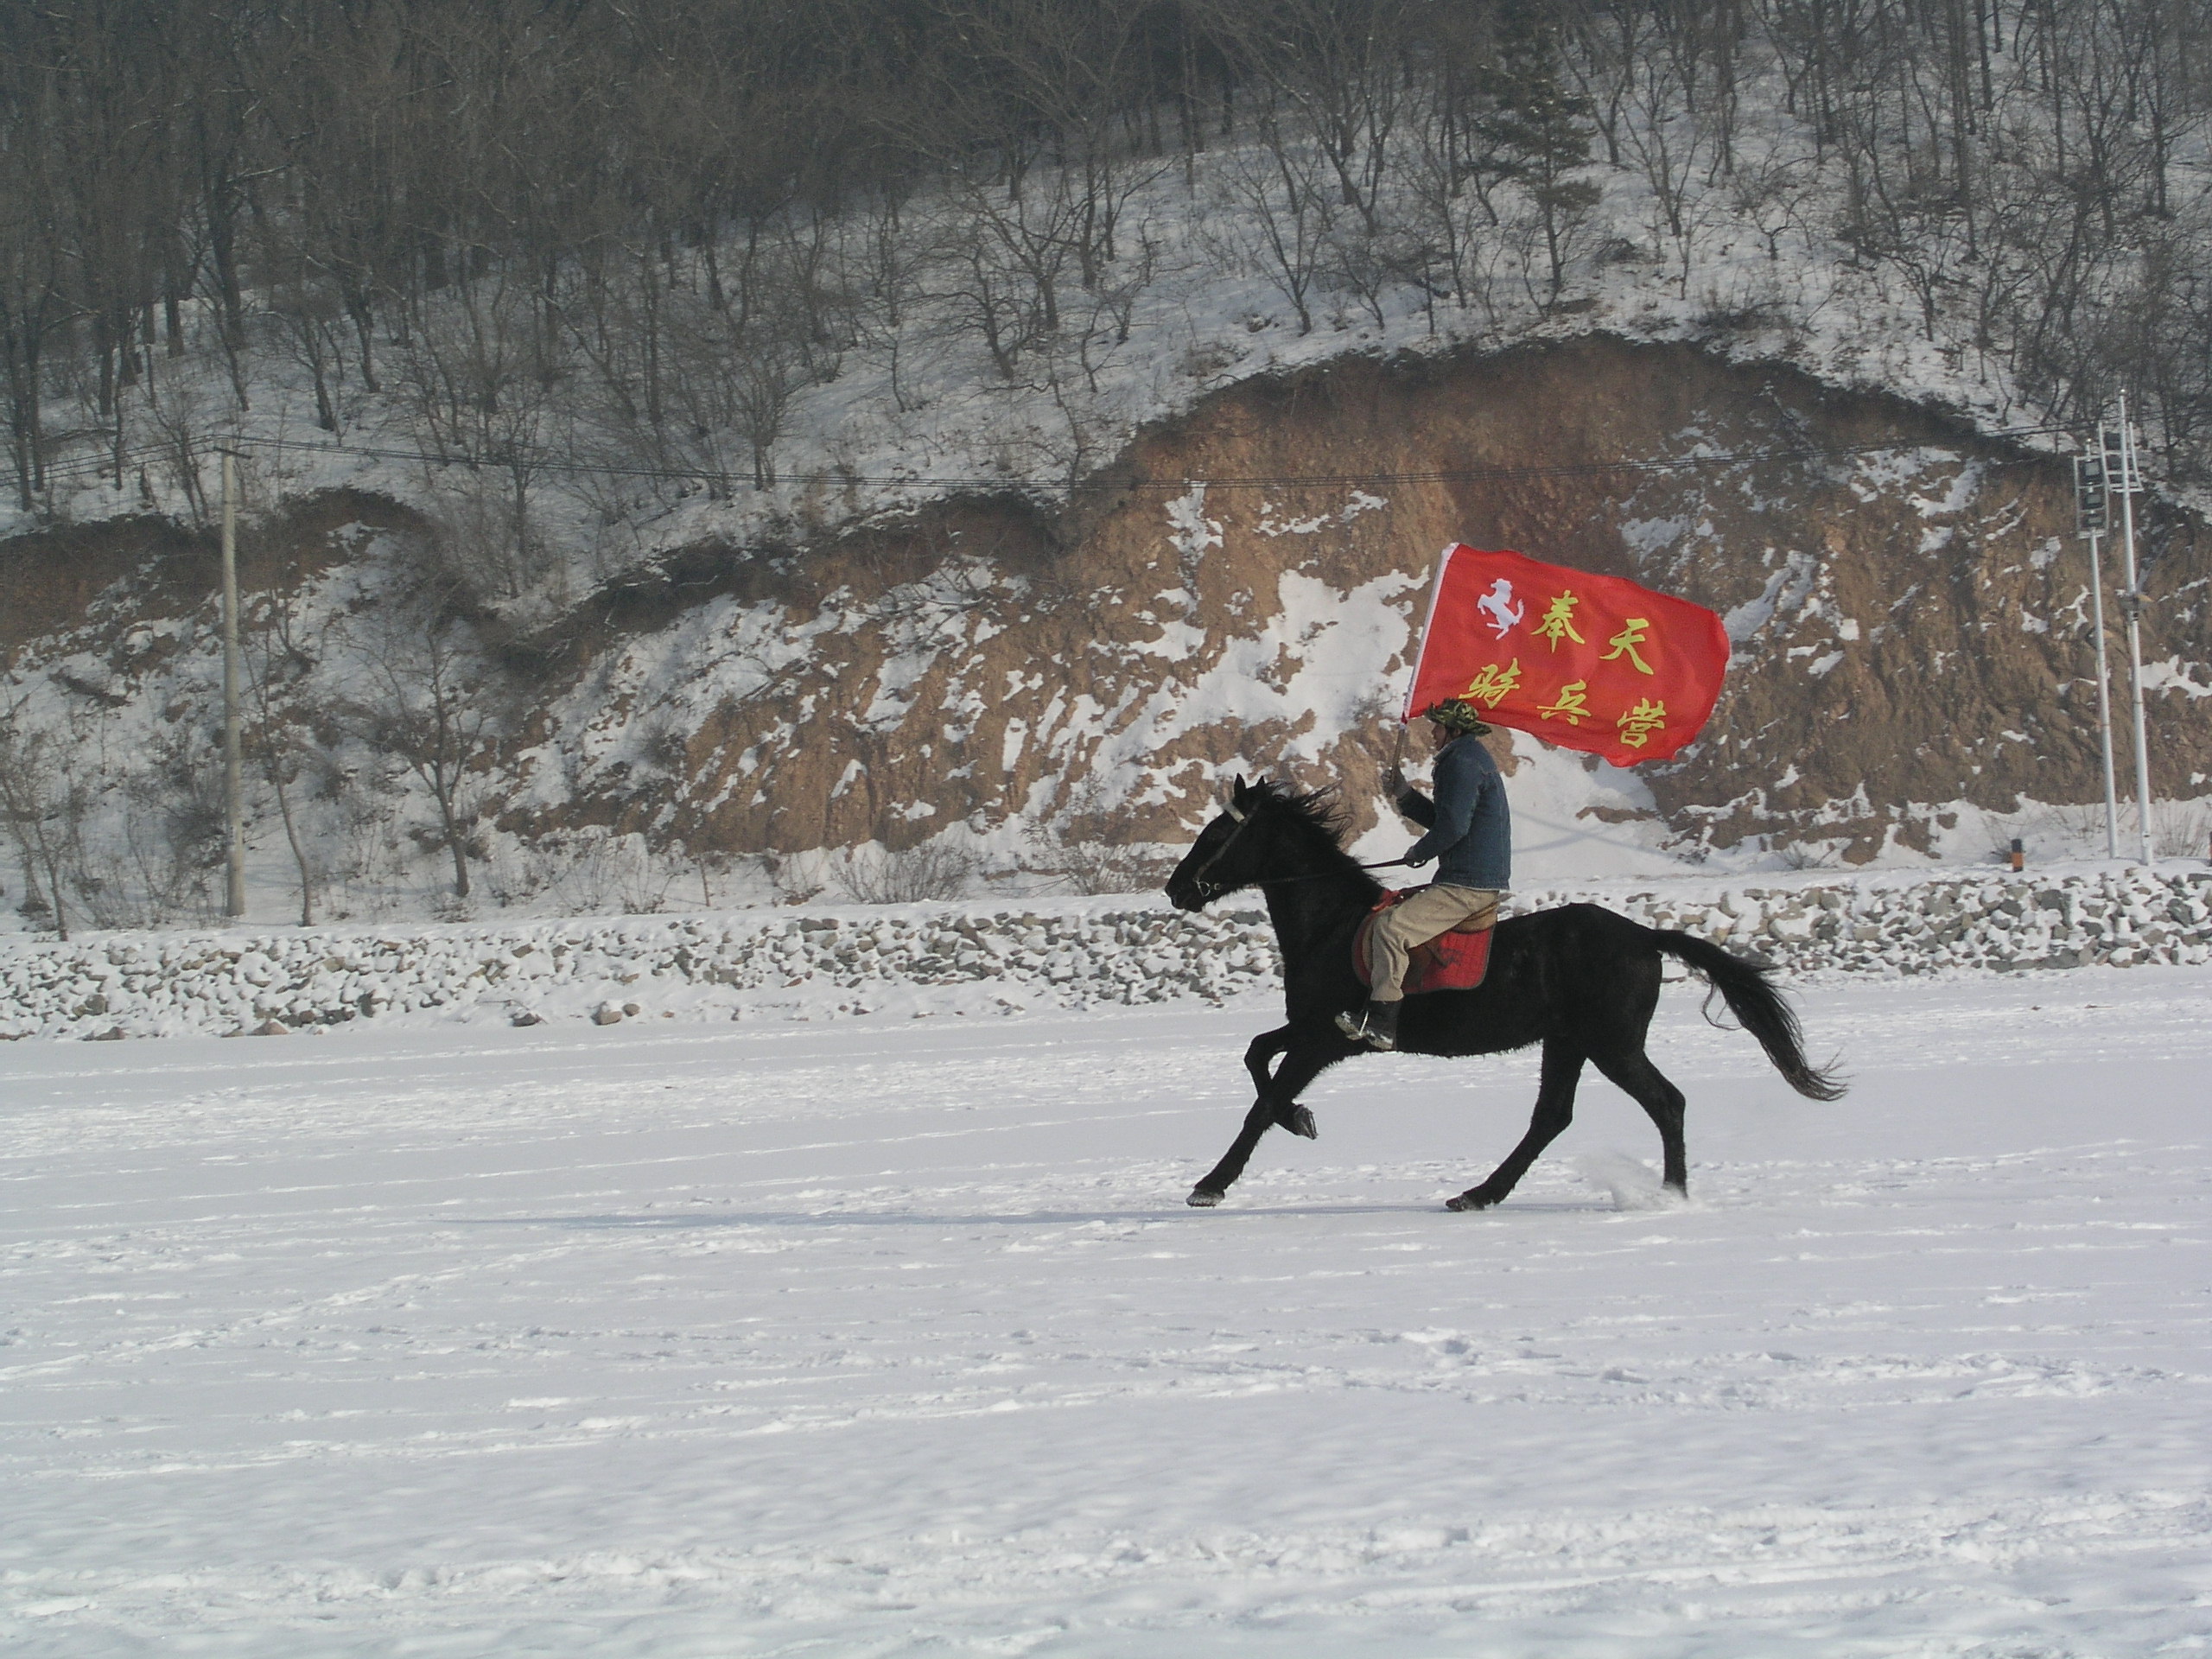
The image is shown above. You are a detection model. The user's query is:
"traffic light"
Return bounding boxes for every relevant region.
[2074,452,2107,534]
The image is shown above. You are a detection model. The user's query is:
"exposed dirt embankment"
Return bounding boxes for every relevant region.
[6,339,2204,874]
[522,337,2209,863]
[0,490,427,666]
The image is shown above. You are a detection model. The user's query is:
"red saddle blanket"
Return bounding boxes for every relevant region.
[1352,895,1496,995]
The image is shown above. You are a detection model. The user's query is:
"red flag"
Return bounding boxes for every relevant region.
[1402,544,1730,766]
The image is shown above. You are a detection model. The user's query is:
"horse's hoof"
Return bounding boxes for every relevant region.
[1187,1187,1224,1208]
[1445,1190,1495,1212]
[1287,1106,1318,1140]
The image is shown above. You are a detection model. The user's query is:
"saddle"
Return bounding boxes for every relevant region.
[1351,889,1497,995]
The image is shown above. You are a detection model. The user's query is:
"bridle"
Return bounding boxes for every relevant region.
[1183,794,1262,902]
[1184,794,1407,903]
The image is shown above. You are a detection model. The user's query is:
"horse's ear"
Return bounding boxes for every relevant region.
[1230,773,1250,803]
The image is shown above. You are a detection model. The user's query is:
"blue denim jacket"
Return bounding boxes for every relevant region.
[1399,734,1511,890]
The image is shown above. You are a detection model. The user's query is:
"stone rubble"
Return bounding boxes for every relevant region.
[2,867,2208,1040]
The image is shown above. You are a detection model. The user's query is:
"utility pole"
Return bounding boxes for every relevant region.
[221,450,246,917]
[2100,399,2155,867]
[2071,451,2120,857]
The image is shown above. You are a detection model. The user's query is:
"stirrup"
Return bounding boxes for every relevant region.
[1335,1001,1399,1051]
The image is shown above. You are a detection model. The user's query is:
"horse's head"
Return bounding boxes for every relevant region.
[1165,775,1269,912]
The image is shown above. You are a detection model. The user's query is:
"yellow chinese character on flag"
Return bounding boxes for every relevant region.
[1538,679,1591,725]
[1602,617,1656,674]
[1616,697,1669,748]
[1461,658,1522,709]
[1535,592,1585,651]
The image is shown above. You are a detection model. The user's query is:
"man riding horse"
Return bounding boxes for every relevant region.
[1336,696,1510,1052]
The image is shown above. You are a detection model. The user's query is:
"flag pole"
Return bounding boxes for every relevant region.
[1393,546,1457,777]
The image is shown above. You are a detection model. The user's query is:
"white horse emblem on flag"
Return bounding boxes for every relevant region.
[1476,577,1524,639]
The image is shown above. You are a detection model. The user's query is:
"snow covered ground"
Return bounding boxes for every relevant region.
[5,966,2211,1656]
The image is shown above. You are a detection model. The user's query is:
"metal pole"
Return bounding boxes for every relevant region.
[221,450,246,917]
[2084,528,2120,857]
[2112,397,2155,867]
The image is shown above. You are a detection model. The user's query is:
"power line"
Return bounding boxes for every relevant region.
[28,420,2079,501]
[35,442,177,482]
[205,423,2074,493]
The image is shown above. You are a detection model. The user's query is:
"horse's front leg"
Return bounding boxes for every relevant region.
[1242,1025,1294,1094]
[1189,1037,1344,1207]
[1240,1025,1312,1135]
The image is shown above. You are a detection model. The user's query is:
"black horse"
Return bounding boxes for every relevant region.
[1163,777,1845,1211]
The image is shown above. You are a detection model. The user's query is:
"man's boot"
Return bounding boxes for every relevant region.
[1333,998,1401,1052]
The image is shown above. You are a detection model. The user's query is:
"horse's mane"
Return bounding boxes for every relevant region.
[1248,779,1376,883]
[1248,777,1351,839]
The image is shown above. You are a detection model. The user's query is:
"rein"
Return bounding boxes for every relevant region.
[1188,795,1407,899]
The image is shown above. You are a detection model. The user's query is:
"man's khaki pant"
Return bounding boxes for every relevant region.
[1366,884,1501,1003]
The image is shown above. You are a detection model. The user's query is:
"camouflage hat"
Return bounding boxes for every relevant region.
[1424,698,1492,735]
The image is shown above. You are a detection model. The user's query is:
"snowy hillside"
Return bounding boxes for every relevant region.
[3,3,2210,933]
[10,334,2209,941]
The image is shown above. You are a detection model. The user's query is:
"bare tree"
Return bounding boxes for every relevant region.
[1199,0,1419,237]
[1618,49,1712,294]
[242,585,329,927]
[334,582,499,901]
[1206,105,1337,334]
[0,694,87,939]
[0,93,73,513]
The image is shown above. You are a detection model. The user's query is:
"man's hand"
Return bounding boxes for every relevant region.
[1385,766,1424,815]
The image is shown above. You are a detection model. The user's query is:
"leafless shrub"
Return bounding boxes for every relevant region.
[760,849,826,906]
[1024,771,1173,894]
[506,832,677,917]
[1775,837,1840,871]
[2152,801,2212,861]
[137,367,219,524]
[101,797,212,927]
[833,841,980,904]
[2024,803,2109,855]
[326,801,412,922]
[1029,833,1173,895]
[641,720,693,775]
[426,474,553,606]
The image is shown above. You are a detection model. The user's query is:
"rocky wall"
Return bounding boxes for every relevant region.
[3,868,2208,1041]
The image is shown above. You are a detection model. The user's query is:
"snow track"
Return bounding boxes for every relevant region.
[5,970,2210,1654]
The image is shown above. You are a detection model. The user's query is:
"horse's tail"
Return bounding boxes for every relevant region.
[1649,930,1848,1101]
